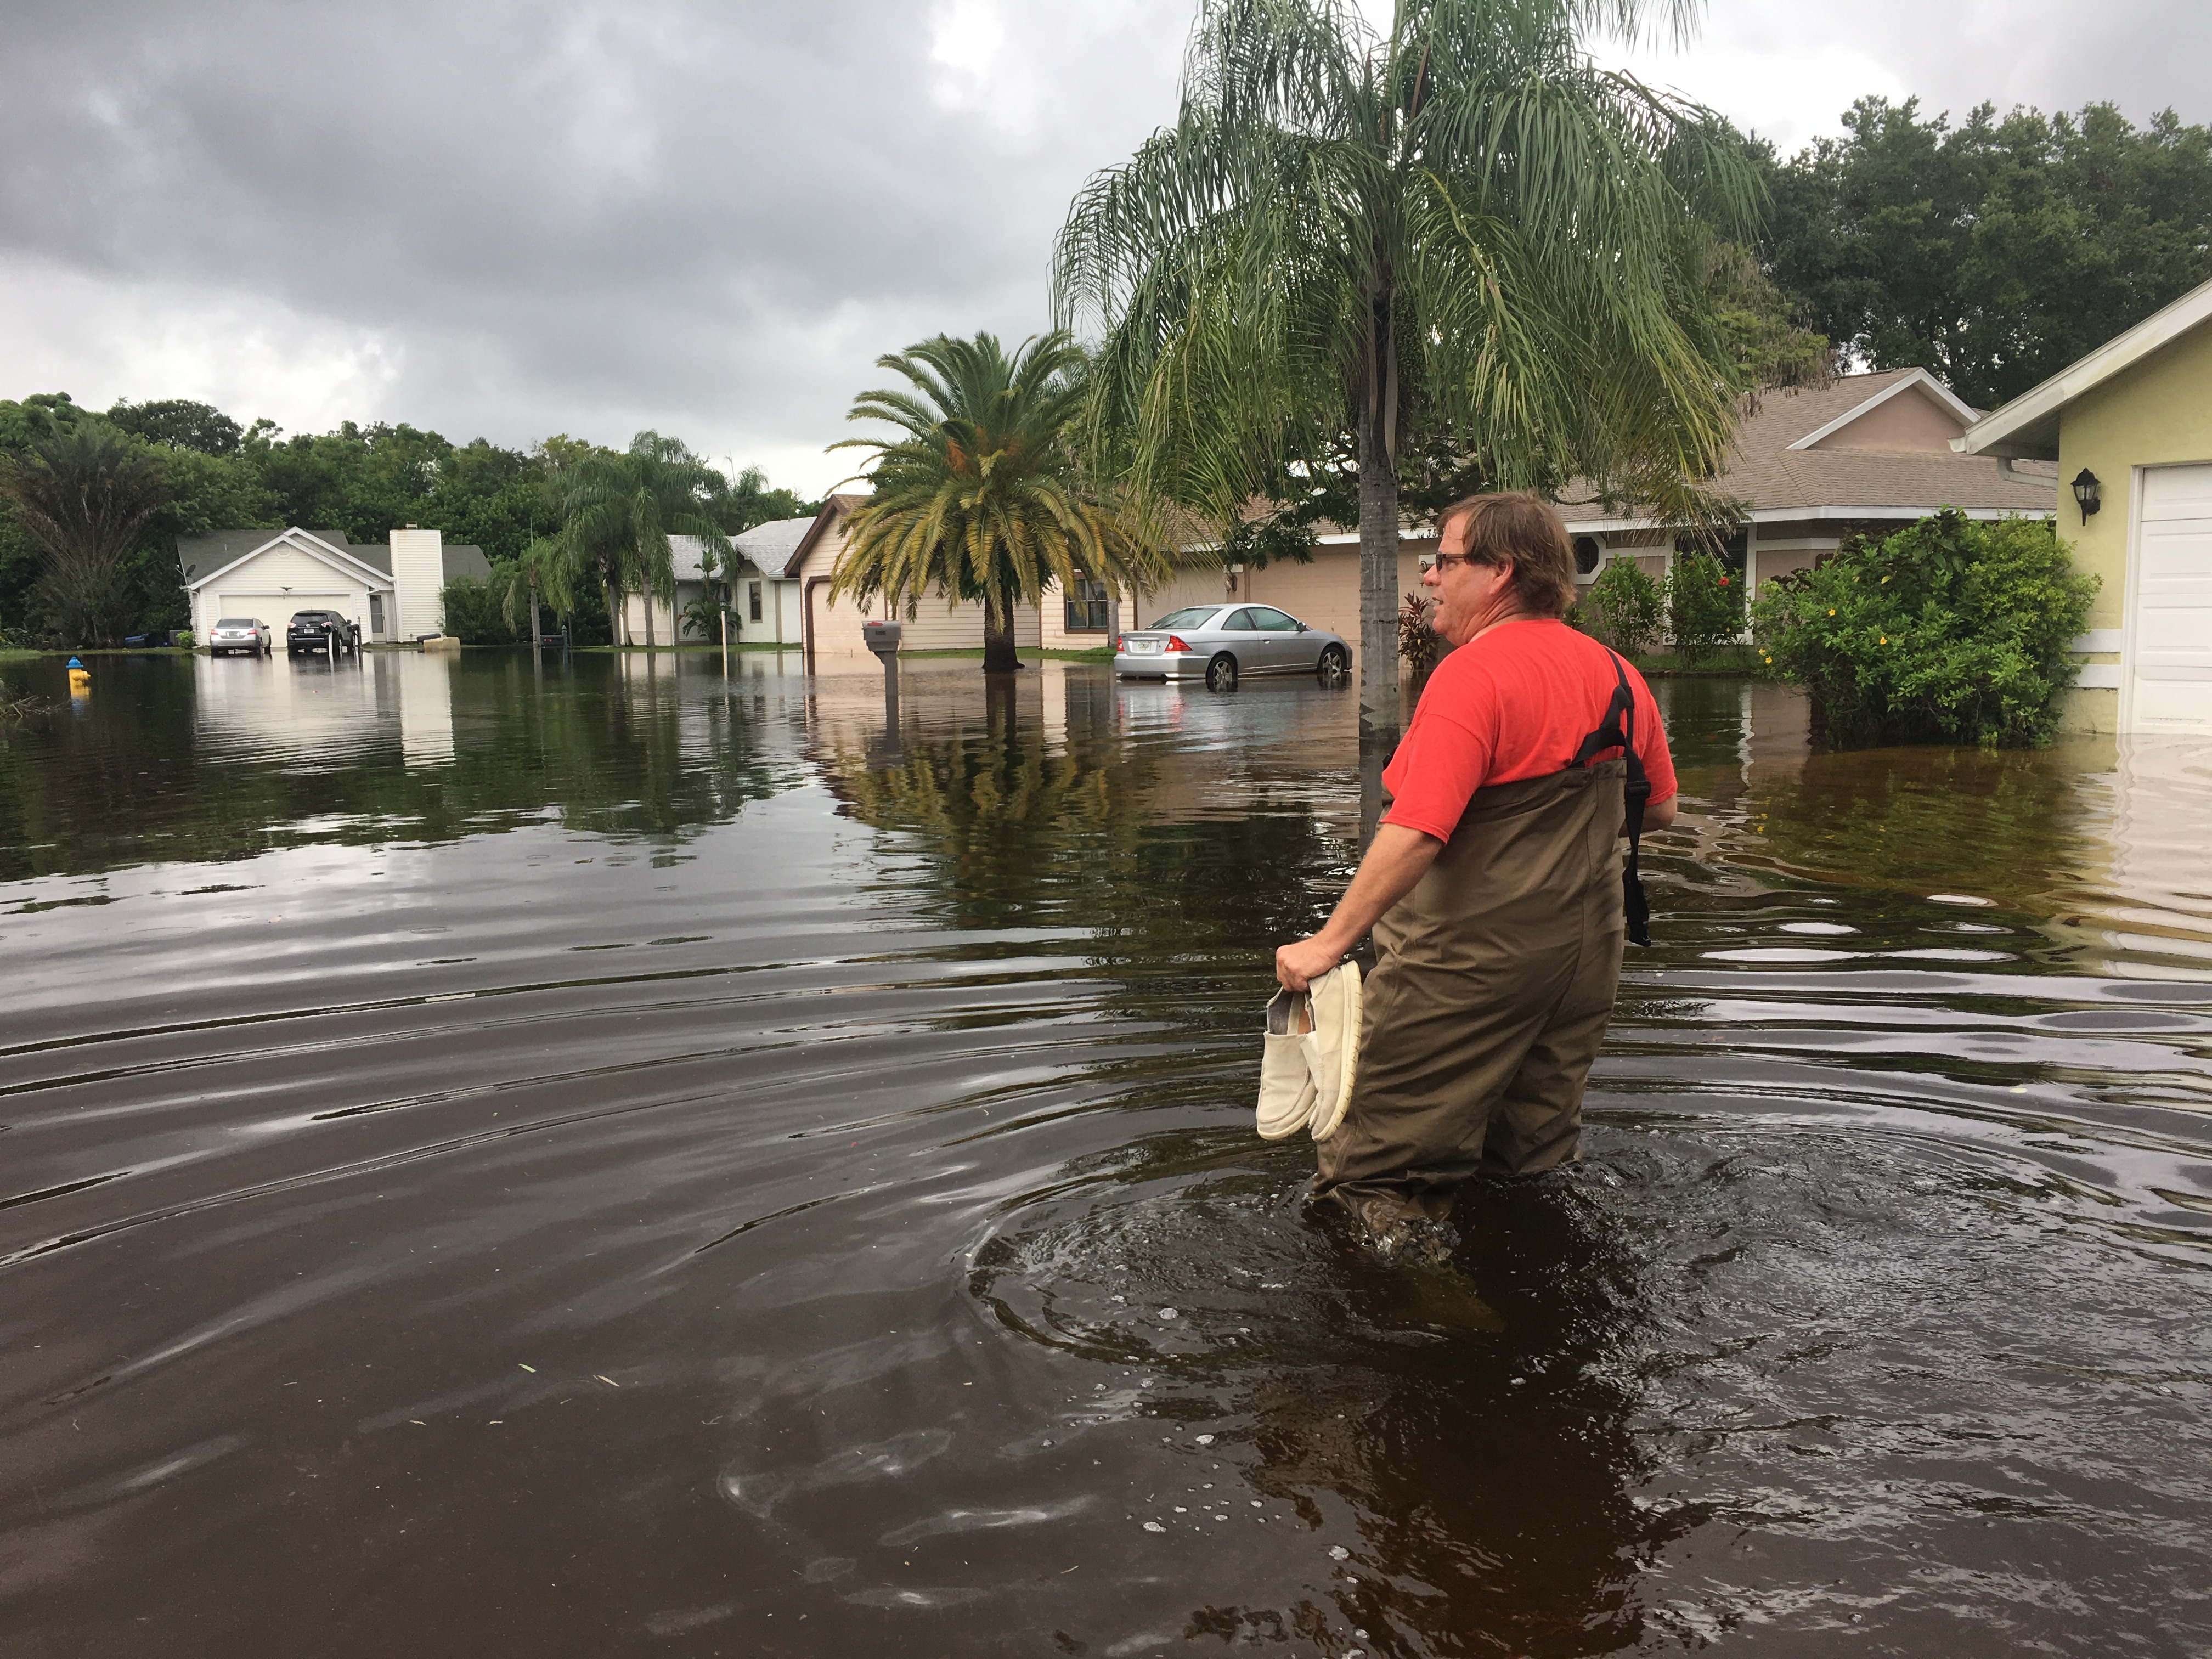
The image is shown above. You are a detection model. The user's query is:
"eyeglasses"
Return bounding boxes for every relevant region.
[1417,551,1480,573]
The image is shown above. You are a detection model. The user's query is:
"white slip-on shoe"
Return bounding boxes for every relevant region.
[1303,960,1362,1142]
[1257,988,1318,1141]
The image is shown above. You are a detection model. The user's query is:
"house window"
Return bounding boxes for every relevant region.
[1064,574,1110,632]
[1572,536,1605,582]
[1675,531,1748,578]
[748,581,763,623]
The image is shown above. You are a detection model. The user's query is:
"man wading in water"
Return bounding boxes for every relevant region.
[1274,493,1680,1261]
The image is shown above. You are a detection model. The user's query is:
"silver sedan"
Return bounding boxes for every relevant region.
[1114,603,1350,691]
[206,617,273,657]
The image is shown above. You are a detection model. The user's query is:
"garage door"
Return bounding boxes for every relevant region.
[2129,465,2212,733]
[224,595,357,636]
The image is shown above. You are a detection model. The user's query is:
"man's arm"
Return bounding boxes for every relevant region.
[1274,823,1444,991]
[1637,792,1679,835]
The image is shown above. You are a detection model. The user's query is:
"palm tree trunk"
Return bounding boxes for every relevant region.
[606,573,626,646]
[982,580,1022,672]
[1357,286,1402,733]
[644,589,657,648]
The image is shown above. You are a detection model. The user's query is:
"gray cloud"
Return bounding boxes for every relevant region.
[2,1,2204,494]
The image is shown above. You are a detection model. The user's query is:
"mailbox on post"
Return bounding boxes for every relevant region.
[864,619,901,727]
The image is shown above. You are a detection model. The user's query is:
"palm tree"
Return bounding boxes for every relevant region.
[501,535,573,645]
[557,433,733,647]
[1054,0,1757,725]
[830,331,1167,674]
[0,424,171,646]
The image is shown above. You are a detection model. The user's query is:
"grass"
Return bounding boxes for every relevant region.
[3,645,198,659]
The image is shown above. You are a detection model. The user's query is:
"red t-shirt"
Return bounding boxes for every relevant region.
[1381,619,1679,842]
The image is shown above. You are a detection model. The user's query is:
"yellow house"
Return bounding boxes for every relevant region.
[1955,274,2212,735]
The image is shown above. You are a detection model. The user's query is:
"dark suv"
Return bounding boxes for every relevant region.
[286,610,361,657]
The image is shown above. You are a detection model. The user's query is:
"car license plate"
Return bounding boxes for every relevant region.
[1128,639,1162,654]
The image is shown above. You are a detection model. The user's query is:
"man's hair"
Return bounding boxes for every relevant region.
[1438,492,1576,618]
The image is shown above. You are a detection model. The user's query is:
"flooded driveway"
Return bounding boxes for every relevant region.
[2,650,2208,1656]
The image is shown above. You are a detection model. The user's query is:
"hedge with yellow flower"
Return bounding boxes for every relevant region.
[1750,509,2097,748]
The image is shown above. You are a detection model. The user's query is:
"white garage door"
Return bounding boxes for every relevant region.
[2129,465,2212,734]
[225,595,357,635]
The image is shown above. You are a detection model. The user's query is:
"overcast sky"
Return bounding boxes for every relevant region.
[3,0,2204,497]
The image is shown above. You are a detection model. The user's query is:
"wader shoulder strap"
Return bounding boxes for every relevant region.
[1569,652,1652,947]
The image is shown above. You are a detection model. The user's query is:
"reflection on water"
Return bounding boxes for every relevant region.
[1,649,2208,1656]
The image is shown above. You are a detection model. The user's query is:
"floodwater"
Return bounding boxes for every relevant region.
[2,648,2208,1657]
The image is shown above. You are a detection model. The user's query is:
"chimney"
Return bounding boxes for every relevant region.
[390,527,445,639]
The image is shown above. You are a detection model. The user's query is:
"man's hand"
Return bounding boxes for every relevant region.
[1271,823,1444,991]
[1276,935,1342,993]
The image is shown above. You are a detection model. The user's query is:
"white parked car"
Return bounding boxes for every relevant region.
[1114,603,1350,691]
[206,618,273,657]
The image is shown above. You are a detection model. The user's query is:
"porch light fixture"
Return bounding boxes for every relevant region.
[2070,469,2101,524]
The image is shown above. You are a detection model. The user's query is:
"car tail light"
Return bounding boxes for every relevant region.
[1164,635,1192,653]
[1114,635,1124,651]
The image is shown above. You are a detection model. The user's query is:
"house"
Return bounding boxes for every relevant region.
[727,518,810,645]
[1954,274,2212,735]
[1125,369,2056,664]
[182,527,491,644]
[612,536,716,646]
[781,495,1121,665]
[1555,368,2054,602]
[607,527,809,647]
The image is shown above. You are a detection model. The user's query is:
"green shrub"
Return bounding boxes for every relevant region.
[1665,548,1743,662]
[681,591,728,641]
[1581,558,1664,656]
[439,576,515,645]
[1752,509,2097,748]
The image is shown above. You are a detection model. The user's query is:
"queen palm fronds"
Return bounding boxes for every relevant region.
[830,331,1169,673]
[556,433,733,646]
[1054,0,1758,724]
[502,535,574,638]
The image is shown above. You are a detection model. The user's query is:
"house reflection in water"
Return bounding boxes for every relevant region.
[1672,674,2212,978]
[190,650,456,769]
[2085,737,2212,978]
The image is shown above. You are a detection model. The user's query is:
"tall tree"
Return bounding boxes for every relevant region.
[714,462,823,535]
[105,398,245,456]
[1758,97,2212,408]
[1056,0,1757,727]
[0,425,172,646]
[502,535,574,645]
[556,432,733,647]
[830,331,1166,674]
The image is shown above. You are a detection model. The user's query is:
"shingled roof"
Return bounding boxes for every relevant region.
[730,515,816,576]
[1719,370,2053,515]
[1559,369,2055,530]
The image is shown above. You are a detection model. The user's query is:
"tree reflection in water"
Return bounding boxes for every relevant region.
[0,651,801,881]
[814,668,1352,1039]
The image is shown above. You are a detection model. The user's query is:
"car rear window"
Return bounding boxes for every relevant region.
[215,618,256,628]
[1146,607,1220,630]
[291,612,330,623]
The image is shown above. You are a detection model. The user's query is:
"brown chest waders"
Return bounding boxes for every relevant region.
[1314,653,1652,1230]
